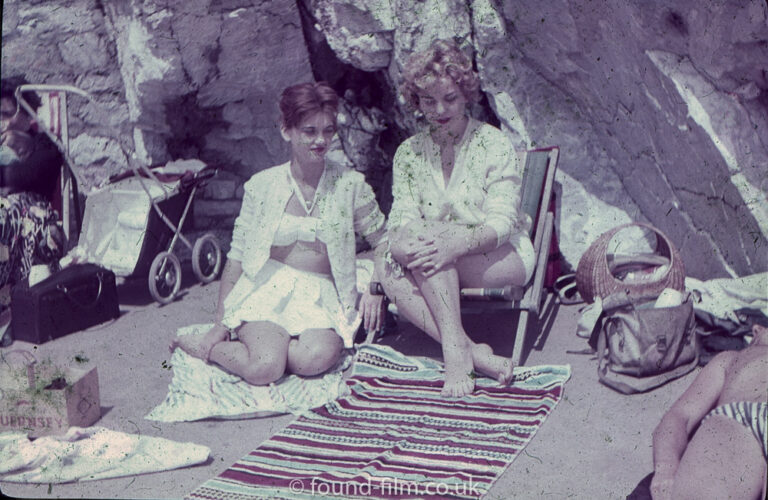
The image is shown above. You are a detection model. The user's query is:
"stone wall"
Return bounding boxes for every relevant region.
[2,0,766,278]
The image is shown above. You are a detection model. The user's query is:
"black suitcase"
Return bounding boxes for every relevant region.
[11,263,120,344]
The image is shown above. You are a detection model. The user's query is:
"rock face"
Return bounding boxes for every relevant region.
[1,0,130,186]
[300,0,768,278]
[2,0,314,244]
[479,0,768,278]
[2,0,766,278]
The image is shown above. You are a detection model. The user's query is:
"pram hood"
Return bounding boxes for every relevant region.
[64,159,207,277]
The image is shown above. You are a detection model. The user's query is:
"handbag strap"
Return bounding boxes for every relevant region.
[56,271,104,309]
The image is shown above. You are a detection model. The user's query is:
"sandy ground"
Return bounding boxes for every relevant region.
[0,266,699,499]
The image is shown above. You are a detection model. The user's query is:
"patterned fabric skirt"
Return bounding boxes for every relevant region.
[0,192,64,312]
[221,259,357,348]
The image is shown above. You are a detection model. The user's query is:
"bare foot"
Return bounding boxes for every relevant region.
[471,343,514,386]
[441,340,475,398]
[169,325,229,361]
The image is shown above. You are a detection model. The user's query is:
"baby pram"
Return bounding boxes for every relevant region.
[15,84,222,304]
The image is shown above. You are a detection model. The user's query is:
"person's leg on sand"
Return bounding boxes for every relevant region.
[170,324,230,361]
[380,263,513,386]
[409,263,475,398]
[454,244,527,383]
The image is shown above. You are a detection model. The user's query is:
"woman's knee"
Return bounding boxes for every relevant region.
[389,225,415,263]
[288,329,343,376]
[237,322,290,384]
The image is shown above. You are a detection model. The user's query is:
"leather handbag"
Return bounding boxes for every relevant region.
[596,291,698,394]
[10,263,120,344]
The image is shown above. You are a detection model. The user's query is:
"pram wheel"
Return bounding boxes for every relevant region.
[149,251,182,304]
[192,233,222,284]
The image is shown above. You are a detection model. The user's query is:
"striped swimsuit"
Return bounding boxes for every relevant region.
[704,401,768,460]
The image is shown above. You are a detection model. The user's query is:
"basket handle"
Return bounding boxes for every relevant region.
[602,223,676,283]
[56,271,104,309]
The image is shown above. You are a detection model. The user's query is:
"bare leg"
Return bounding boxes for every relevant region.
[454,245,527,383]
[207,321,290,385]
[410,264,475,398]
[670,415,766,500]
[287,328,344,377]
[170,324,230,361]
[386,221,532,396]
[382,248,517,389]
[455,244,528,289]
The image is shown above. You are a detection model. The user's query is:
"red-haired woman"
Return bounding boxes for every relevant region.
[380,40,535,397]
[172,82,387,384]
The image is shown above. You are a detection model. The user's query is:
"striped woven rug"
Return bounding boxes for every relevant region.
[187,344,571,499]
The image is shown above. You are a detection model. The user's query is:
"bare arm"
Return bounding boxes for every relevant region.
[394,221,499,278]
[215,175,254,323]
[361,243,387,283]
[214,258,242,324]
[436,222,499,258]
[651,352,734,495]
[358,243,388,333]
[392,128,523,271]
[352,175,389,333]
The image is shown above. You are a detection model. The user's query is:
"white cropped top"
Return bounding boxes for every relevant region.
[272,213,324,247]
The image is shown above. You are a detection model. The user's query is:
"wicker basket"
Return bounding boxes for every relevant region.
[575,223,685,303]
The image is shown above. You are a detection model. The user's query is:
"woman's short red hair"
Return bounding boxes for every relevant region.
[279,81,339,129]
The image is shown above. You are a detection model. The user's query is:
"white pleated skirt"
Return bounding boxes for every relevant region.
[221,259,357,347]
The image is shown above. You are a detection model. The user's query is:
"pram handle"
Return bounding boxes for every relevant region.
[193,168,216,183]
[16,84,93,100]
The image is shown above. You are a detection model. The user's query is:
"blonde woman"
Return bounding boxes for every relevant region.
[381,40,535,397]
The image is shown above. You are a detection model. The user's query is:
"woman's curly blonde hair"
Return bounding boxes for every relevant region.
[400,39,481,111]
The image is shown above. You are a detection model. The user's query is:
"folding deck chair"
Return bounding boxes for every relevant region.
[368,146,560,366]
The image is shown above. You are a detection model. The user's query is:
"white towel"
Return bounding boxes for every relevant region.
[686,272,768,322]
[0,426,210,483]
[146,323,352,423]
